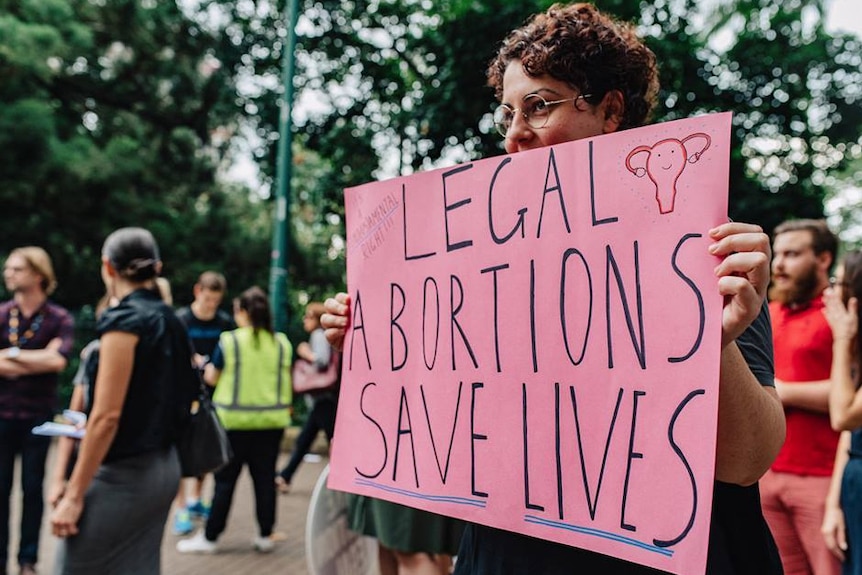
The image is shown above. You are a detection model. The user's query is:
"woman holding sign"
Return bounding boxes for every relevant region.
[324,3,785,574]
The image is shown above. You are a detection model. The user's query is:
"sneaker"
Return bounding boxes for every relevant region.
[252,535,275,553]
[172,509,193,536]
[187,500,211,519]
[177,530,217,554]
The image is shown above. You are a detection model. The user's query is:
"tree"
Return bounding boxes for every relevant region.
[248,0,860,238]
[0,0,272,312]
[644,0,862,232]
[826,155,862,250]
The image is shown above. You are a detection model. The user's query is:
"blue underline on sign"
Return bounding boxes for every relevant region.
[354,478,487,508]
[523,515,674,557]
[354,204,400,247]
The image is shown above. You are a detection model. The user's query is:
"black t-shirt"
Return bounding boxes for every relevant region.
[175,306,235,361]
[93,289,197,462]
[454,303,781,575]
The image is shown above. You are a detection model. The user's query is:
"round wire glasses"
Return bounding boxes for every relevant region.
[493,93,592,138]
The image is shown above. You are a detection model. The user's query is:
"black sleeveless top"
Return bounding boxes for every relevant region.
[92,289,196,462]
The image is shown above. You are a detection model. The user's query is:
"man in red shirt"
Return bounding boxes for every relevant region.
[763,219,841,575]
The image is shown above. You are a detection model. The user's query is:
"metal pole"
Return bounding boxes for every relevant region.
[269,0,300,332]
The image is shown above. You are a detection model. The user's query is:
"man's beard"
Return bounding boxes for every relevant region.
[769,265,820,306]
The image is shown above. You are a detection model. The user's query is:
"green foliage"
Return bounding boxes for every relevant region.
[0,0,279,401]
[0,0,272,312]
[826,154,862,250]
[666,0,862,232]
[257,0,861,237]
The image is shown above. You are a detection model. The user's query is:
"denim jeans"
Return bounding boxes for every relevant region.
[0,417,52,568]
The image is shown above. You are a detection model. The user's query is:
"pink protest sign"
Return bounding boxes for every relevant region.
[328,113,732,575]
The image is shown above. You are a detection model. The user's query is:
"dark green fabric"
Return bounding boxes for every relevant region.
[347,494,464,555]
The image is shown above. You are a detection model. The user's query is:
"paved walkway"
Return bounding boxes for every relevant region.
[160,452,324,575]
[10,440,327,575]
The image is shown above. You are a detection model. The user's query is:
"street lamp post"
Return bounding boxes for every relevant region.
[269,0,301,332]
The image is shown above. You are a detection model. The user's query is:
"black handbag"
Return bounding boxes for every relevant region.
[177,386,233,477]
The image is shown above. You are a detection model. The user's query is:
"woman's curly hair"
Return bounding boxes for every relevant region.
[487,3,660,131]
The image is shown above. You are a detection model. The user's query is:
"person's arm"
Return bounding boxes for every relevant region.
[0,337,67,376]
[775,378,832,413]
[822,430,850,561]
[710,222,786,485]
[48,385,87,507]
[296,342,315,362]
[823,288,860,430]
[715,344,786,484]
[203,365,221,386]
[2,347,68,374]
[5,310,74,376]
[203,340,224,386]
[0,356,27,378]
[50,331,138,537]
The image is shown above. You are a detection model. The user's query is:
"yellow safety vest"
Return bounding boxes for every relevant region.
[213,327,293,430]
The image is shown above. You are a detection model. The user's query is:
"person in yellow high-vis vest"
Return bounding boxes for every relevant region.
[177,286,292,555]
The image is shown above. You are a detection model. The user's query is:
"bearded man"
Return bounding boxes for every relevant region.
[761,219,841,575]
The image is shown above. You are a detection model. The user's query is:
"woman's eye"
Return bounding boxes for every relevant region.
[530,100,548,114]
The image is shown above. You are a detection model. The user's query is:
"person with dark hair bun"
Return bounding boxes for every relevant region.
[177,286,293,555]
[50,227,197,574]
[323,3,785,574]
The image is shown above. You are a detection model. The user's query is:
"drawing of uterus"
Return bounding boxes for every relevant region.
[625,133,711,214]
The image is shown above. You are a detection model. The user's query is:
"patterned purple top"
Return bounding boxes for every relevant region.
[0,299,75,420]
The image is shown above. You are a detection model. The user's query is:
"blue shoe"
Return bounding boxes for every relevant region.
[173,509,193,535]
[187,500,211,519]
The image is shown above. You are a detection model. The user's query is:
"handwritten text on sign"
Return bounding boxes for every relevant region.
[329,113,732,575]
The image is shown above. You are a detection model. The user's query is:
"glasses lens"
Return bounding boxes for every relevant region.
[494,105,514,137]
[524,94,552,129]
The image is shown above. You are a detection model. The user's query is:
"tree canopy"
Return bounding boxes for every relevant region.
[280,0,861,233]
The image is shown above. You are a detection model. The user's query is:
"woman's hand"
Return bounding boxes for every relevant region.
[822,503,848,561]
[51,494,83,538]
[708,222,771,347]
[823,287,858,343]
[321,293,351,352]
